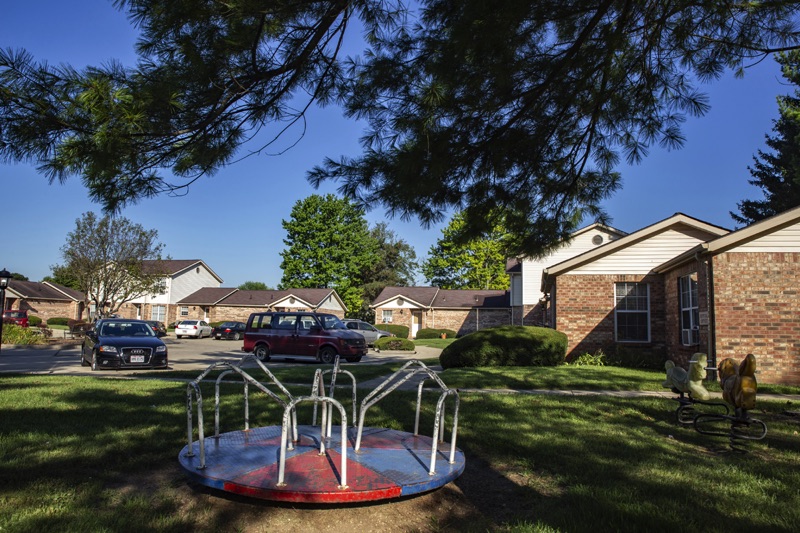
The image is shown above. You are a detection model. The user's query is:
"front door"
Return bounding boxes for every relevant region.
[411,311,423,338]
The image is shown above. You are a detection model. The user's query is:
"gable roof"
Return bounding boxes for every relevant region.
[432,289,509,308]
[655,205,800,272]
[177,288,341,309]
[541,213,730,291]
[371,286,440,308]
[6,280,84,301]
[142,259,223,283]
[570,222,627,240]
[371,286,509,309]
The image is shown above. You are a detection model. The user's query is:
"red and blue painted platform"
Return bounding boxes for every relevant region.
[178,424,466,503]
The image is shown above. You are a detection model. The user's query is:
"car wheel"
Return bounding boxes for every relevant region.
[319,347,337,364]
[254,344,270,362]
[91,351,99,371]
[80,351,90,367]
[233,332,241,341]
[176,335,182,339]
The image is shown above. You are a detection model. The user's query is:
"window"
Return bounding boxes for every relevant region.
[680,273,699,345]
[382,310,393,323]
[180,306,189,316]
[151,305,166,322]
[614,283,650,342]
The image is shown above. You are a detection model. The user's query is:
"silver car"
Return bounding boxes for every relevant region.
[341,319,393,346]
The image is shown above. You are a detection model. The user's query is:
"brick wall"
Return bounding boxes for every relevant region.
[554,274,666,362]
[712,252,800,385]
[18,300,82,322]
[663,261,711,367]
[431,309,511,336]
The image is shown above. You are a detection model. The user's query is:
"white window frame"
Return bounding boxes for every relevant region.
[180,306,189,317]
[679,273,700,345]
[382,310,393,323]
[151,305,166,322]
[614,282,650,343]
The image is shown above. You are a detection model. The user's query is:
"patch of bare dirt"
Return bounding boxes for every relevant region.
[127,453,542,533]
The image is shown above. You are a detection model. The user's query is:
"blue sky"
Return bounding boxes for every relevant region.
[0,1,786,288]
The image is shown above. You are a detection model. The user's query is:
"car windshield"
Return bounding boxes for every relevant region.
[100,322,154,337]
[4,311,25,318]
[219,322,236,327]
[181,321,198,326]
[319,315,345,330]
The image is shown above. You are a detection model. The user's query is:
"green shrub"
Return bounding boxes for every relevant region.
[439,325,567,369]
[1,324,48,345]
[381,324,409,339]
[374,337,415,351]
[415,328,457,339]
[46,317,70,326]
[28,315,43,327]
[569,350,606,367]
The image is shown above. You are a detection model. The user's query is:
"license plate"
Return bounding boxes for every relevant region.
[131,355,145,363]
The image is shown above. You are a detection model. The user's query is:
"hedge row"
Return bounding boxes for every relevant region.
[439,325,567,369]
[380,324,409,339]
[374,337,415,351]
[415,328,457,339]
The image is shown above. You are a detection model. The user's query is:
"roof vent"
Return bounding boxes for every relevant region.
[592,235,604,245]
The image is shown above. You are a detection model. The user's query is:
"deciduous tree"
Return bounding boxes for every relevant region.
[60,212,165,318]
[279,194,377,315]
[238,281,273,291]
[422,212,509,290]
[360,222,418,317]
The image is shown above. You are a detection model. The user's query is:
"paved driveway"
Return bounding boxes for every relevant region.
[0,335,440,376]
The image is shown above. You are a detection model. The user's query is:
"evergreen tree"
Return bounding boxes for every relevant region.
[2,1,800,255]
[733,51,800,225]
[422,212,509,290]
[279,194,377,315]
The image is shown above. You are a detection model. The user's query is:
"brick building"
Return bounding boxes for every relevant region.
[541,209,800,385]
[177,288,347,322]
[371,286,510,338]
[4,280,85,322]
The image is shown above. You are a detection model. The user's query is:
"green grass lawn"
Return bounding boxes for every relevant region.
[0,367,798,532]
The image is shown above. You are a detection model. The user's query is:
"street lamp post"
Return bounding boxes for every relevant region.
[0,268,11,355]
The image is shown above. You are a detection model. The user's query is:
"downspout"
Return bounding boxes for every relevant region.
[698,251,717,380]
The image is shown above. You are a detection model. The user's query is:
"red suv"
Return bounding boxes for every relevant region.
[3,310,29,327]
[242,312,368,363]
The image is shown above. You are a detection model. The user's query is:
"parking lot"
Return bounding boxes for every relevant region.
[0,334,438,376]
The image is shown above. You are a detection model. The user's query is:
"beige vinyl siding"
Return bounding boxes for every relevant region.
[170,267,221,303]
[521,228,621,304]
[732,222,800,252]
[573,227,712,275]
[510,273,522,306]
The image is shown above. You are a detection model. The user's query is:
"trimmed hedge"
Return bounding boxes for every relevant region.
[439,325,567,369]
[374,337,415,351]
[415,328,457,339]
[46,317,70,326]
[28,315,43,327]
[381,324,409,339]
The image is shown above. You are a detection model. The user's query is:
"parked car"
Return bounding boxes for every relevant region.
[2,309,28,327]
[242,312,368,363]
[341,319,394,346]
[212,321,246,340]
[175,320,213,338]
[145,320,167,337]
[81,318,168,371]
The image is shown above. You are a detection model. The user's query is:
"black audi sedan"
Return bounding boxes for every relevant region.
[81,319,169,371]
